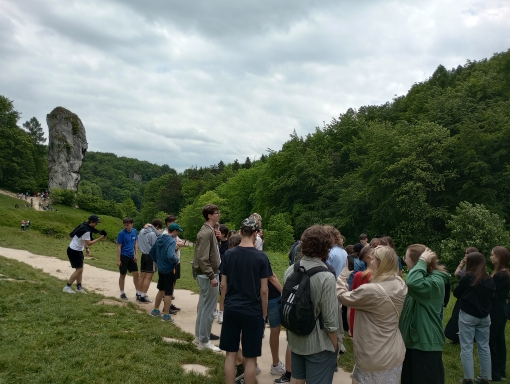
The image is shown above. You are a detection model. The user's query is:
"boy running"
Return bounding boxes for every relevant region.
[63,215,106,293]
[117,217,140,300]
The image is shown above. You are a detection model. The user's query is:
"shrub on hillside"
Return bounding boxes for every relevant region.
[440,201,510,272]
[75,194,123,219]
[33,222,69,239]
[264,213,295,253]
[50,188,75,207]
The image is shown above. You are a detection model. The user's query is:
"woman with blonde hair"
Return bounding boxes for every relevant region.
[399,245,449,384]
[337,246,407,384]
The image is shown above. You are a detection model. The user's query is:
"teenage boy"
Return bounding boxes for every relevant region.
[220,218,272,384]
[192,204,221,352]
[164,215,185,309]
[117,217,140,300]
[359,233,369,247]
[249,213,264,251]
[63,215,106,293]
[149,223,182,322]
[137,219,163,303]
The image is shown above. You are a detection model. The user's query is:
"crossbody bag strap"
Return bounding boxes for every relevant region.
[376,283,400,318]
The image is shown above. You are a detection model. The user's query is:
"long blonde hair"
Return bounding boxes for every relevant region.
[371,246,399,283]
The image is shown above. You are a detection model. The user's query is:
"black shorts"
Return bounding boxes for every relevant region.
[219,309,265,357]
[174,263,180,280]
[67,247,84,269]
[140,254,156,273]
[119,255,138,275]
[157,271,175,296]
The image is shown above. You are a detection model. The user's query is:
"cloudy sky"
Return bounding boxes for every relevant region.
[1,1,509,171]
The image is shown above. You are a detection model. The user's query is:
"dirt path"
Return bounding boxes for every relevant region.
[0,246,352,383]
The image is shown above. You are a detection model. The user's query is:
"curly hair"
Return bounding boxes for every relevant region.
[300,225,334,260]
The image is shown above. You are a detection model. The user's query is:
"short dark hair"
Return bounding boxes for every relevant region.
[359,233,368,240]
[165,215,176,225]
[123,217,133,224]
[300,225,334,259]
[228,234,242,248]
[219,224,229,237]
[152,219,163,229]
[202,204,219,220]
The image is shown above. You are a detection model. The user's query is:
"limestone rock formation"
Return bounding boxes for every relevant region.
[47,107,88,191]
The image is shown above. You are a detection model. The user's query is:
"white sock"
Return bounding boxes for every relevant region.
[140,292,146,297]
[120,290,125,295]
[136,290,141,295]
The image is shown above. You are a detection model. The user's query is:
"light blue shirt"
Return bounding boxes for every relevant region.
[326,245,347,278]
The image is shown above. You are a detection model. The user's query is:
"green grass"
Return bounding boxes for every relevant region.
[0,256,226,384]
[337,296,510,383]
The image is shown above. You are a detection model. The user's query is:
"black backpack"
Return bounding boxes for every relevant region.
[280,261,330,335]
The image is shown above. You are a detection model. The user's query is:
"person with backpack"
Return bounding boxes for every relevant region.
[281,225,339,384]
[454,252,495,384]
[337,245,407,384]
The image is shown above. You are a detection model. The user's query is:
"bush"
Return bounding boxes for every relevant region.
[75,194,123,219]
[264,213,295,253]
[440,202,510,272]
[50,188,75,207]
[34,222,69,238]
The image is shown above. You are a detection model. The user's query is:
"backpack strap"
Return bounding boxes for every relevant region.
[305,266,331,277]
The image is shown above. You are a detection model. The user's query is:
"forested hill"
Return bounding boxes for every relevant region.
[2,49,510,267]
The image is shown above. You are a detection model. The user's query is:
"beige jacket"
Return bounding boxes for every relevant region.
[193,224,220,280]
[337,267,407,372]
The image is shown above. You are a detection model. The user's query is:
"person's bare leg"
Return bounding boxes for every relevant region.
[67,268,83,285]
[244,357,257,384]
[154,290,164,309]
[236,349,244,365]
[270,325,281,366]
[163,295,172,313]
[132,271,140,291]
[76,268,84,285]
[285,345,291,371]
[141,273,153,294]
[290,379,305,384]
[225,352,237,384]
[119,274,126,291]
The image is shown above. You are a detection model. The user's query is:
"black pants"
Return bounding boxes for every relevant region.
[341,304,349,332]
[489,307,507,381]
[401,348,444,384]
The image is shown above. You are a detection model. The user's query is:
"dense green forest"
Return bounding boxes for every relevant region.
[2,49,510,269]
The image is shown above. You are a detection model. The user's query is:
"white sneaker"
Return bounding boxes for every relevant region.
[62,286,76,294]
[270,361,286,375]
[218,311,224,324]
[192,337,200,345]
[213,309,218,318]
[197,341,221,352]
[256,364,261,375]
[76,288,87,294]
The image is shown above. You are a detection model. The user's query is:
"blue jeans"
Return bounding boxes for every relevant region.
[267,297,282,328]
[459,310,492,380]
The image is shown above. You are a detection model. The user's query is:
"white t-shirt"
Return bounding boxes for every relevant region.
[69,232,91,251]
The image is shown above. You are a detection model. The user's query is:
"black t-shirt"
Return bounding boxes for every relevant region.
[219,240,229,260]
[220,246,273,317]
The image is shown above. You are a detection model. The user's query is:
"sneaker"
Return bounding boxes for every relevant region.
[120,293,128,300]
[197,341,221,352]
[274,374,291,383]
[214,309,218,318]
[256,364,261,375]
[270,361,286,375]
[218,310,224,324]
[138,296,152,303]
[136,294,140,301]
[169,309,178,315]
[339,341,346,354]
[76,287,87,294]
[192,337,200,345]
[161,314,174,322]
[62,285,76,294]
[235,364,245,383]
[170,304,180,311]
[209,333,220,341]
[150,309,161,317]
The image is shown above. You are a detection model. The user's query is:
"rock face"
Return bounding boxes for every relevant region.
[47,107,88,191]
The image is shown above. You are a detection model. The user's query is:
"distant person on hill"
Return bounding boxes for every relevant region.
[63,215,106,294]
[117,217,140,300]
[137,219,163,303]
[21,220,25,231]
[26,220,30,230]
[192,204,222,352]
[149,223,182,322]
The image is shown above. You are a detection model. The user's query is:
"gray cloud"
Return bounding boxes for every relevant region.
[1,0,509,171]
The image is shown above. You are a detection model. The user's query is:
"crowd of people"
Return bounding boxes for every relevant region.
[60,206,510,384]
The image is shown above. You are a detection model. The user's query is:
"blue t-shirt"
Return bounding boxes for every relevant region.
[326,245,348,278]
[117,228,138,258]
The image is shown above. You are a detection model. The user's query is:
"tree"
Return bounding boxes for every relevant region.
[264,213,295,253]
[23,117,46,145]
[243,157,252,169]
[441,202,510,273]
[232,159,240,172]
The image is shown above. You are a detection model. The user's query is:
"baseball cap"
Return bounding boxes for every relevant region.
[168,222,184,232]
[88,215,101,223]
[240,218,259,231]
